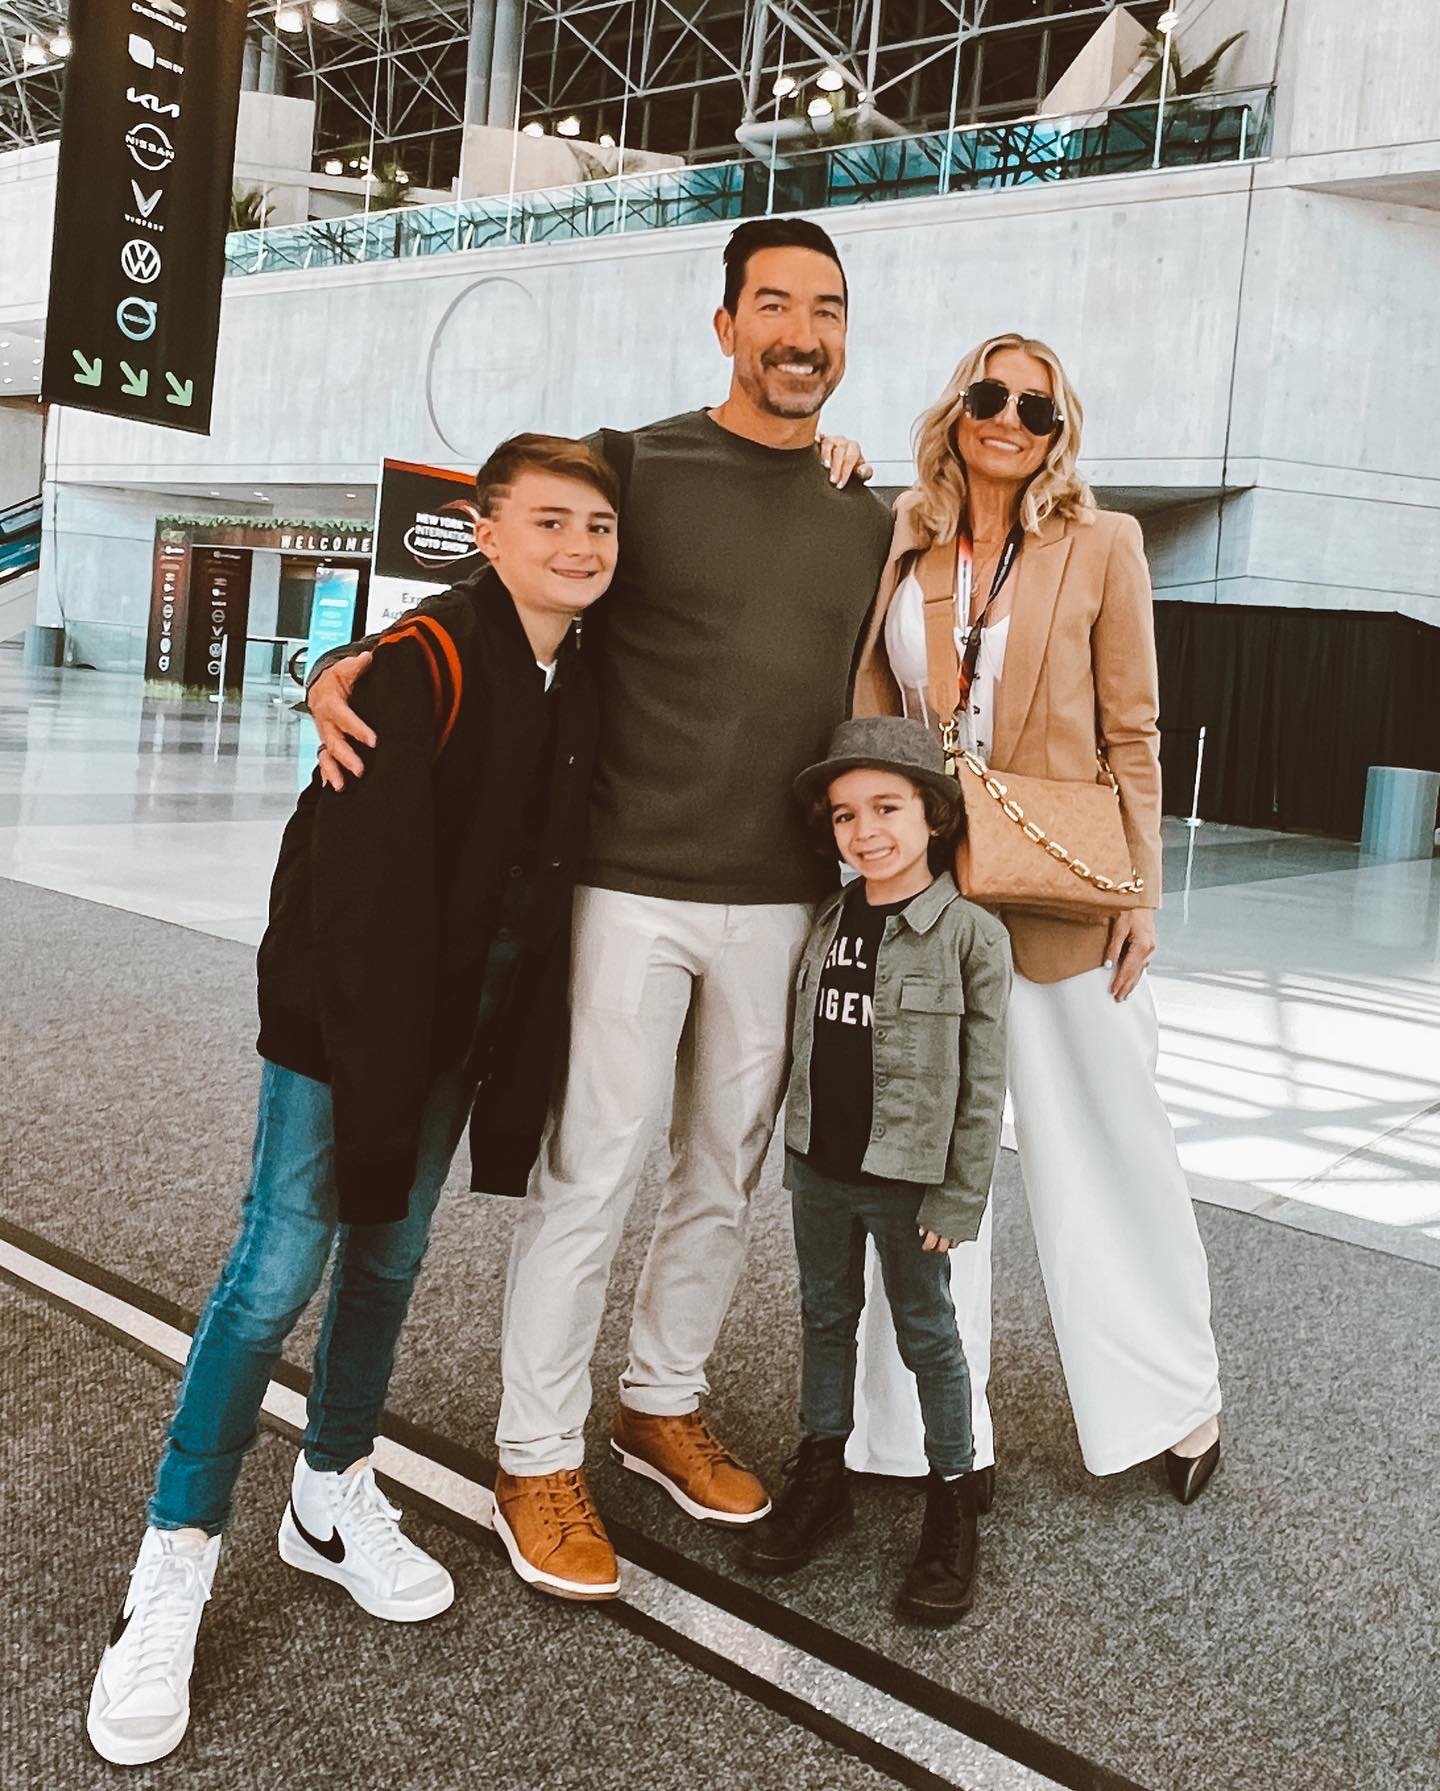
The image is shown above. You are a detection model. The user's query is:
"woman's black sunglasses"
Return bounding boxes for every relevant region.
[962,378,1064,438]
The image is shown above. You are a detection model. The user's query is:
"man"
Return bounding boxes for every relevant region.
[309,218,891,1601]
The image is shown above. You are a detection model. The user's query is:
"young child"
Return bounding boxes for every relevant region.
[86,434,620,1766]
[743,716,1011,1623]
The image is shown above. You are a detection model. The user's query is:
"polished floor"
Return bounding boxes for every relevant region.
[2,646,1438,1791]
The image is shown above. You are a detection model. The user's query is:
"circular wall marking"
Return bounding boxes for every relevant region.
[425,277,548,461]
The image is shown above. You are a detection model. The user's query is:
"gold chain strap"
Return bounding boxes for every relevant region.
[944,734,1145,896]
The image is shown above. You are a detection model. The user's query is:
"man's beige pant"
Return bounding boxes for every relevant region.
[497,886,813,1476]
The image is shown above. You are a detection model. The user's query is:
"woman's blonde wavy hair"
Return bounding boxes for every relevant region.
[910,333,1093,547]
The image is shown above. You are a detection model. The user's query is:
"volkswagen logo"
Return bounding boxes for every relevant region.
[121,239,163,284]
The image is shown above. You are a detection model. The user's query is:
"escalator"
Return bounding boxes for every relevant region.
[0,493,42,643]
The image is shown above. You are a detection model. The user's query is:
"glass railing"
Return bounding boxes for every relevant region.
[225,86,1273,280]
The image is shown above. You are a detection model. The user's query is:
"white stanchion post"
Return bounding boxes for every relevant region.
[1181,724,1205,920]
[211,634,228,759]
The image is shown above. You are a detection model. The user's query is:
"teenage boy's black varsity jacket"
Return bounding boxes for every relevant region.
[256,568,598,1225]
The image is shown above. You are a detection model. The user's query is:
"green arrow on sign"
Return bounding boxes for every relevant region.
[120,362,149,399]
[164,373,193,408]
[72,351,102,386]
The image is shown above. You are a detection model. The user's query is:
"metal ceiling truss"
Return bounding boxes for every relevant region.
[2,1,1168,182]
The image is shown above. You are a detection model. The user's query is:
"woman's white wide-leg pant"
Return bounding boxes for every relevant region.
[846,966,1221,1478]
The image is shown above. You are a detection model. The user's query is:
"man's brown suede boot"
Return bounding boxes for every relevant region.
[492,1467,621,1601]
[610,1407,770,1525]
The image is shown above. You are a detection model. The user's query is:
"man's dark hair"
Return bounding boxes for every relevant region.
[475,432,621,517]
[722,218,848,316]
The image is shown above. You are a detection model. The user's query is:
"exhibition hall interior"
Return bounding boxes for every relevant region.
[1,2,1437,1787]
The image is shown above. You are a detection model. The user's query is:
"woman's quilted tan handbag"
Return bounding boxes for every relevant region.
[948,746,1147,917]
[915,545,1148,918]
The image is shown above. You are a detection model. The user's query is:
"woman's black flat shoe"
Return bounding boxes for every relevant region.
[1164,1438,1220,1505]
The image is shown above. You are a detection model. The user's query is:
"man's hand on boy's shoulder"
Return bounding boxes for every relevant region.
[310,652,377,791]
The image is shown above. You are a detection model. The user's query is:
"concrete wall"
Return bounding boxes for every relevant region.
[1173,0,1285,95]
[0,398,43,509]
[1279,0,1440,159]
[43,161,1257,492]
[233,92,317,229]
[0,143,57,330]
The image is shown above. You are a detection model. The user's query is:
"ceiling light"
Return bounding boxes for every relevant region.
[323,157,343,175]
[1157,8,1179,29]
[21,37,48,66]
[345,492,357,498]
[276,6,304,33]
[598,132,615,148]
[816,67,845,92]
[772,73,798,98]
[556,115,581,137]
[807,95,834,118]
[50,31,72,57]
[522,121,545,137]
[312,0,341,20]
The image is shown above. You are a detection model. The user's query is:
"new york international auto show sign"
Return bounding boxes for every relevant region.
[366,458,487,632]
[40,0,248,435]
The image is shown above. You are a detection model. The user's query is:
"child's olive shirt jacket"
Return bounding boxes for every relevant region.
[784,873,1013,1243]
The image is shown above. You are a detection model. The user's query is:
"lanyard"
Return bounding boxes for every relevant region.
[954,521,1023,709]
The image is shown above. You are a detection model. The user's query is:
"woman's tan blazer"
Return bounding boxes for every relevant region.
[852,490,1163,983]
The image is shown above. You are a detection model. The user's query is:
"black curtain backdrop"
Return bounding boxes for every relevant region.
[1154,604,1440,838]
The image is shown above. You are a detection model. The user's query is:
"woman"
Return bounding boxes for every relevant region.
[846,333,1222,1503]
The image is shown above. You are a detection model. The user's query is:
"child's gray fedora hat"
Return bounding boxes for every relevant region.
[794,716,957,809]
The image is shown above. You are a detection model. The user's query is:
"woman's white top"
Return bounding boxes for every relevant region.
[884,569,1012,765]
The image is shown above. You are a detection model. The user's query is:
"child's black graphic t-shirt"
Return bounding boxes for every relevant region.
[805,886,913,1184]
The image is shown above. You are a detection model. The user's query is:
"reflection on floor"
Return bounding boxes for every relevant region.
[4,651,1437,1263]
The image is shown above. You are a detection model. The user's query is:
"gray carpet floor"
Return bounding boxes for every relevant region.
[4,877,1439,1791]
[1,1283,906,1791]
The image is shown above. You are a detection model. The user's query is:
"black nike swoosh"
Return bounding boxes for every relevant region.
[289,1500,346,1563]
[109,1604,132,1648]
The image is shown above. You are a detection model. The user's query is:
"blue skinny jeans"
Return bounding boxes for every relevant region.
[148,1061,469,1534]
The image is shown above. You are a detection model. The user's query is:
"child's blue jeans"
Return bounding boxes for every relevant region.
[148,1060,470,1534]
[787,1153,974,1477]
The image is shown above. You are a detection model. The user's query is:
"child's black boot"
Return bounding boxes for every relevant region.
[741,1436,851,1574]
[897,1468,978,1624]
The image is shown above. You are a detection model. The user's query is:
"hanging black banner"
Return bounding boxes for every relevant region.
[40,0,248,436]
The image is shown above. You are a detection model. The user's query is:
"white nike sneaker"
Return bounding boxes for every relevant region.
[277,1453,454,1621]
[87,1526,220,1766]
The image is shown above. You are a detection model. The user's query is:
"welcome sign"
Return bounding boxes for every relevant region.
[40,0,248,434]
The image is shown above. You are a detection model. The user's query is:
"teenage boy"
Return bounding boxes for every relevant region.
[85,435,618,1766]
[743,717,1010,1624]
[307,219,893,1600]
